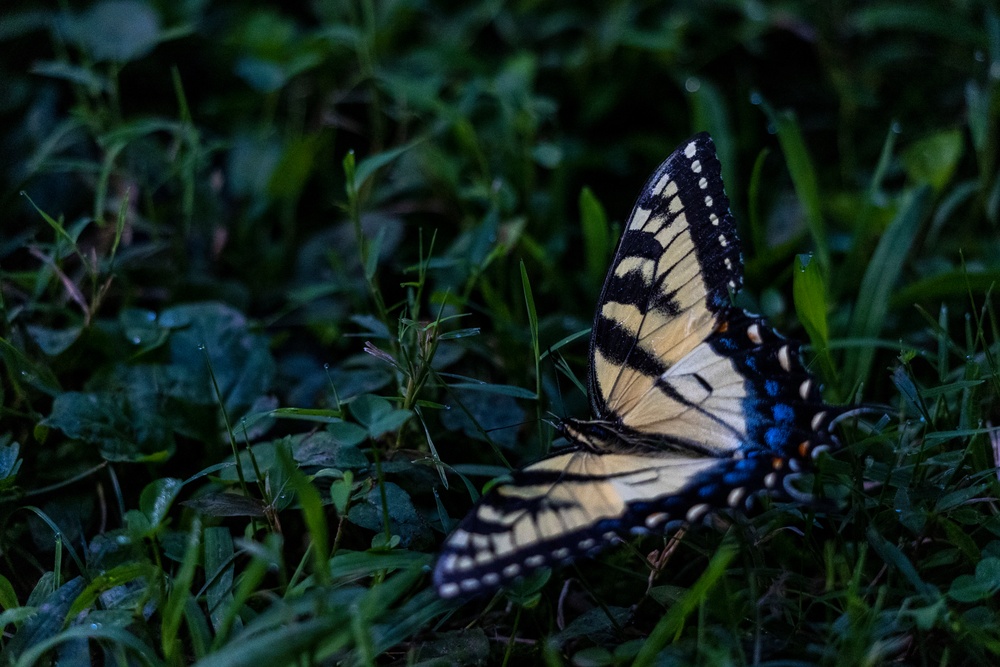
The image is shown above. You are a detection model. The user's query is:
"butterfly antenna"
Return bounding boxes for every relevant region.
[482,418,544,435]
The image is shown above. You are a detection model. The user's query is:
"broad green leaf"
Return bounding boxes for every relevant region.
[118,308,168,350]
[902,129,963,192]
[295,431,368,469]
[326,421,368,448]
[353,139,423,191]
[161,303,276,414]
[347,483,431,548]
[41,391,174,462]
[66,0,161,63]
[0,439,22,491]
[25,325,82,356]
[532,142,562,168]
[349,394,412,439]
[949,558,1000,602]
[439,388,525,449]
[3,577,85,661]
[205,527,240,634]
[139,477,183,528]
[0,574,17,610]
[891,367,924,418]
[330,470,354,515]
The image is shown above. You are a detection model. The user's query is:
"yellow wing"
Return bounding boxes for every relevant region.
[589,134,745,450]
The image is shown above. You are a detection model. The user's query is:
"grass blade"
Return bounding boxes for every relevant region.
[845,186,931,384]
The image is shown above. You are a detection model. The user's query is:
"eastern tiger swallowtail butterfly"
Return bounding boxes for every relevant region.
[434,132,851,599]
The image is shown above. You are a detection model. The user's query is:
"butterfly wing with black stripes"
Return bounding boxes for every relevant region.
[433,133,847,599]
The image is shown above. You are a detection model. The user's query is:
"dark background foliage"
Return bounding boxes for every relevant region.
[1,0,999,664]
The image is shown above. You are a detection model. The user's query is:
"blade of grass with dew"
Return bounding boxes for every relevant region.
[840,123,899,299]
[793,253,838,390]
[758,100,830,272]
[845,186,930,385]
[521,260,546,454]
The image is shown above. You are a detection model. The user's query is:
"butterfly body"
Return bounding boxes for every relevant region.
[433,133,846,600]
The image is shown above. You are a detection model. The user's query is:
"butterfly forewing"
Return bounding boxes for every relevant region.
[589,133,743,423]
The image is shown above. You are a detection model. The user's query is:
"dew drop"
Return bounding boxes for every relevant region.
[685,76,701,93]
[975,50,986,62]
[749,91,762,106]
[891,121,902,134]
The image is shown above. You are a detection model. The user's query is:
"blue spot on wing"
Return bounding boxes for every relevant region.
[765,427,789,449]
[772,403,794,423]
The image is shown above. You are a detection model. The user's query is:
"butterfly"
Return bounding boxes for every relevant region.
[433,132,851,599]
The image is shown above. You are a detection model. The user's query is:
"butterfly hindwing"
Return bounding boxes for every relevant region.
[433,450,777,598]
[433,133,847,599]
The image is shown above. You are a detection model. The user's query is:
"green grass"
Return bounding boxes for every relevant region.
[2,0,1000,664]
